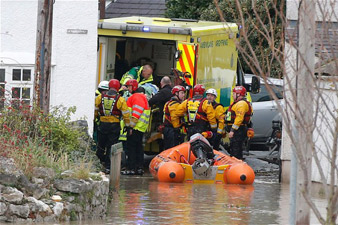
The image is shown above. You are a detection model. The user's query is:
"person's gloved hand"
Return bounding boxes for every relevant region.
[247,128,255,138]
[157,124,164,133]
[202,131,213,138]
[211,129,218,139]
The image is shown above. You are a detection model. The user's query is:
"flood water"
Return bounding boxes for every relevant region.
[107,174,274,224]
[105,173,325,225]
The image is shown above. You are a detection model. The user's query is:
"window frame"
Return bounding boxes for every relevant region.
[250,83,283,103]
[0,66,34,109]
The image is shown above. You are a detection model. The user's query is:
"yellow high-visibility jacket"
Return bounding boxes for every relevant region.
[127,93,150,133]
[163,98,181,127]
[172,97,217,130]
[226,100,252,131]
[213,103,225,134]
[95,92,130,125]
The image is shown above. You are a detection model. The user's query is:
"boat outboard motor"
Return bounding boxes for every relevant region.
[189,133,215,175]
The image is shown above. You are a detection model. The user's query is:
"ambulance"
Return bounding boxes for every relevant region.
[97,16,259,154]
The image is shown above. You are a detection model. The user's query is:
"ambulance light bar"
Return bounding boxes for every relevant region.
[99,22,192,35]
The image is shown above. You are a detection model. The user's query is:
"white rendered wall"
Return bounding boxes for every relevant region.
[0,0,98,134]
[0,0,38,64]
[312,81,338,184]
[50,0,98,134]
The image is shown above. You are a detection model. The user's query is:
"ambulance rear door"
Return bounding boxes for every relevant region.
[176,42,198,97]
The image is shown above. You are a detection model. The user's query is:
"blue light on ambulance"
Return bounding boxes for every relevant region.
[142,26,150,32]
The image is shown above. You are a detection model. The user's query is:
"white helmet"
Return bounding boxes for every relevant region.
[98,80,109,90]
[206,88,217,97]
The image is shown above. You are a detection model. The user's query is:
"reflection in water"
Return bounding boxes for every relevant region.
[107,175,283,225]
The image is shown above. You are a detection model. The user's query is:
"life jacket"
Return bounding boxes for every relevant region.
[99,93,122,118]
[186,97,208,124]
[226,99,252,124]
[163,98,180,126]
[212,102,223,110]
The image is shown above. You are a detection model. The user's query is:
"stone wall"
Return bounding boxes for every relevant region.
[0,157,109,223]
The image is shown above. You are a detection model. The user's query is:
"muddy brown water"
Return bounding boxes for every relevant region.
[104,172,325,225]
[106,173,281,225]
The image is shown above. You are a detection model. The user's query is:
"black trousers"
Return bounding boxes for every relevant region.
[126,129,144,170]
[97,122,120,169]
[230,126,247,160]
[186,124,208,141]
[212,134,222,151]
[163,126,184,150]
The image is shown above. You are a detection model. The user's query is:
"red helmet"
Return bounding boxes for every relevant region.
[193,84,205,96]
[233,86,247,97]
[172,85,186,95]
[108,79,121,91]
[125,79,138,92]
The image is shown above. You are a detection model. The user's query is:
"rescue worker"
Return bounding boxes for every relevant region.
[148,76,173,151]
[95,79,130,174]
[118,79,137,172]
[95,80,109,97]
[93,80,109,144]
[206,88,225,150]
[172,84,217,140]
[225,86,253,160]
[120,63,154,86]
[148,76,173,119]
[122,79,150,175]
[163,85,186,150]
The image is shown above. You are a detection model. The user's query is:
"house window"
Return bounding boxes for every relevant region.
[0,69,5,82]
[11,87,31,109]
[12,68,32,81]
[0,69,5,109]
[0,67,34,109]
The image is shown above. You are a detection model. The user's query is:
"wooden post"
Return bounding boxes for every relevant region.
[34,0,53,113]
[99,0,106,19]
[109,142,123,191]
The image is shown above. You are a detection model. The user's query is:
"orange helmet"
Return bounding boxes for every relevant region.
[193,84,205,96]
[233,86,246,97]
[172,85,186,95]
[108,79,121,91]
[125,79,138,92]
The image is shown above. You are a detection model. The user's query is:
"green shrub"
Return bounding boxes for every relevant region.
[0,104,87,177]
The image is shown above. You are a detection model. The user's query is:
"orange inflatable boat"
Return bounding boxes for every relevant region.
[149,134,255,185]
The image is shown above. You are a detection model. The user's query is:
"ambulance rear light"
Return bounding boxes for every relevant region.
[168,27,191,35]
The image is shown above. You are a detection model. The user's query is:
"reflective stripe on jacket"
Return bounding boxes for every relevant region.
[127,93,150,133]
[119,120,127,141]
[226,99,252,130]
